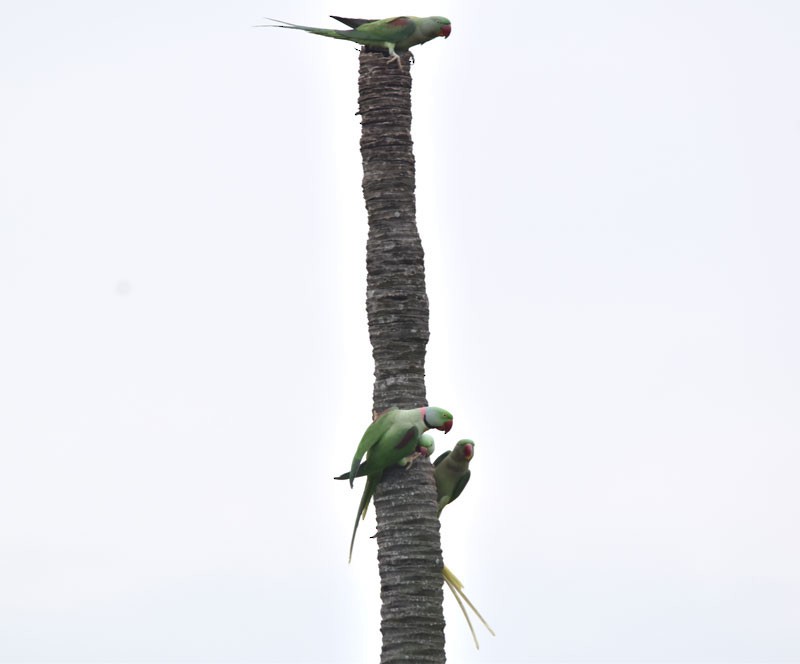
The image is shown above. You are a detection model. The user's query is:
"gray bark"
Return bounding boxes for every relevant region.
[357,49,446,663]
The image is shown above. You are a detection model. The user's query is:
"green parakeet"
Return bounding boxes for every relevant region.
[341,406,452,561]
[335,433,435,481]
[255,15,451,68]
[433,439,474,516]
[435,439,495,649]
[401,432,436,465]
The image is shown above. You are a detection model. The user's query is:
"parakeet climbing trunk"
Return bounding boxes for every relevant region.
[358,49,446,663]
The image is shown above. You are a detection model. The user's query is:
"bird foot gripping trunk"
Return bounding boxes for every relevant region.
[358,49,446,663]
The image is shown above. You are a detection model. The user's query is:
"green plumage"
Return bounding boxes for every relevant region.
[335,433,435,481]
[339,406,452,562]
[434,439,474,516]
[256,15,451,67]
[435,439,496,649]
[402,432,435,465]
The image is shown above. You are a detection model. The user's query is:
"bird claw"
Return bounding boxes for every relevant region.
[386,52,403,71]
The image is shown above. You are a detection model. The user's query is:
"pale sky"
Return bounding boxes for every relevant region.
[2,1,799,662]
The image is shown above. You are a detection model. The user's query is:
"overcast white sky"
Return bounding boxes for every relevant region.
[2,1,800,662]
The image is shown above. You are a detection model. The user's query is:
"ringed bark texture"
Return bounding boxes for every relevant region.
[358,49,446,663]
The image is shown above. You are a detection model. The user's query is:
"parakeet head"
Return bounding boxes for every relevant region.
[417,433,435,457]
[423,406,453,433]
[454,439,474,461]
[432,16,451,38]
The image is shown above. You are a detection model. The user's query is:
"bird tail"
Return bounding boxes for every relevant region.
[442,564,496,649]
[254,17,349,40]
[443,570,480,649]
[349,476,378,562]
[348,509,360,564]
[334,461,367,482]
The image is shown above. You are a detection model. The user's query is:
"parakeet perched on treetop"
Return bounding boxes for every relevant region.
[255,15,451,68]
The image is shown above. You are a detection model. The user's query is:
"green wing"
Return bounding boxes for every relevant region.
[344,423,417,482]
[355,17,416,43]
[450,469,471,504]
[433,450,451,467]
[349,408,397,486]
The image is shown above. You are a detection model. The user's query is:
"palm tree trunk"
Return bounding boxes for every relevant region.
[357,49,446,663]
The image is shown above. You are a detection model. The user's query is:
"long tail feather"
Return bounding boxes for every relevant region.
[253,17,345,40]
[443,573,480,649]
[255,17,306,29]
[442,564,496,637]
[349,476,378,562]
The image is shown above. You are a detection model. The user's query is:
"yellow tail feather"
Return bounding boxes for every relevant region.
[443,571,479,649]
[442,563,496,649]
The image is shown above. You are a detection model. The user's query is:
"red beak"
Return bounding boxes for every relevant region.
[440,420,453,434]
[464,444,474,460]
[440,24,451,38]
